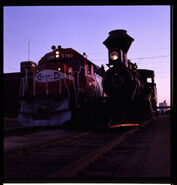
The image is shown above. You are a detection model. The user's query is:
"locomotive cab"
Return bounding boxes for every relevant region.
[20,61,37,72]
[137,69,157,112]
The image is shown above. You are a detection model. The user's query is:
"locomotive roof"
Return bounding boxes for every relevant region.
[38,47,101,69]
[21,61,36,64]
[138,69,155,77]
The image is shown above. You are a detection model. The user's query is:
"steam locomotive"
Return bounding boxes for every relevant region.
[17,29,157,127]
[101,30,157,127]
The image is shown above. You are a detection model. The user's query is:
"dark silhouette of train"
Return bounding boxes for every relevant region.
[4,29,157,128]
[101,30,157,127]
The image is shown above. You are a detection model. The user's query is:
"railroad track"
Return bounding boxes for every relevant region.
[4,130,90,154]
[4,117,155,179]
[4,125,72,137]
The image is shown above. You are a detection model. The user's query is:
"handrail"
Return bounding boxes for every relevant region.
[72,78,78,105]
[19,77,26,97]
[58,79,61,94]
[63,78,70,100]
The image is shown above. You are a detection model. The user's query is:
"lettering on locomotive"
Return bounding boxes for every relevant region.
[35,70,65,82]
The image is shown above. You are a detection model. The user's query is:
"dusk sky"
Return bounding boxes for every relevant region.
[3,6,170,105]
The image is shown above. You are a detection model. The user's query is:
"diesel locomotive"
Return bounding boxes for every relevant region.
[18,47,104,127]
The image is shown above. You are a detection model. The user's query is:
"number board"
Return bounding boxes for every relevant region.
[61,53,74,59]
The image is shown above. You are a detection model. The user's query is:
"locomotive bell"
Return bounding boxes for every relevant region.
[103,29,134,67]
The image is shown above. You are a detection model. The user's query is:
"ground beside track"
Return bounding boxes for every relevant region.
[76,114,171,178]
[4,128,86,152]
[3,114,170,179]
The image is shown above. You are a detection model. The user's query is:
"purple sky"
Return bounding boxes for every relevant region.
[3,6,170,105]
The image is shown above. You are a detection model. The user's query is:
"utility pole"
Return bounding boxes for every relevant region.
[28,40,30,61]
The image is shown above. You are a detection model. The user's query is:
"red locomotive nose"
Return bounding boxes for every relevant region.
[112,74,124,88]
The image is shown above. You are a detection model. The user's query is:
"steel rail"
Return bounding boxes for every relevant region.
[5,131,90,154]
[48,117,155,178]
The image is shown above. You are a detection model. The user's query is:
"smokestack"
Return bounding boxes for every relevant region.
[103,29,134,67]
[103,29,134,53]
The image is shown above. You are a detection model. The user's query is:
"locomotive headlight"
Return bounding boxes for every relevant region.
[110,51,119,60]
[56,51,60,58]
